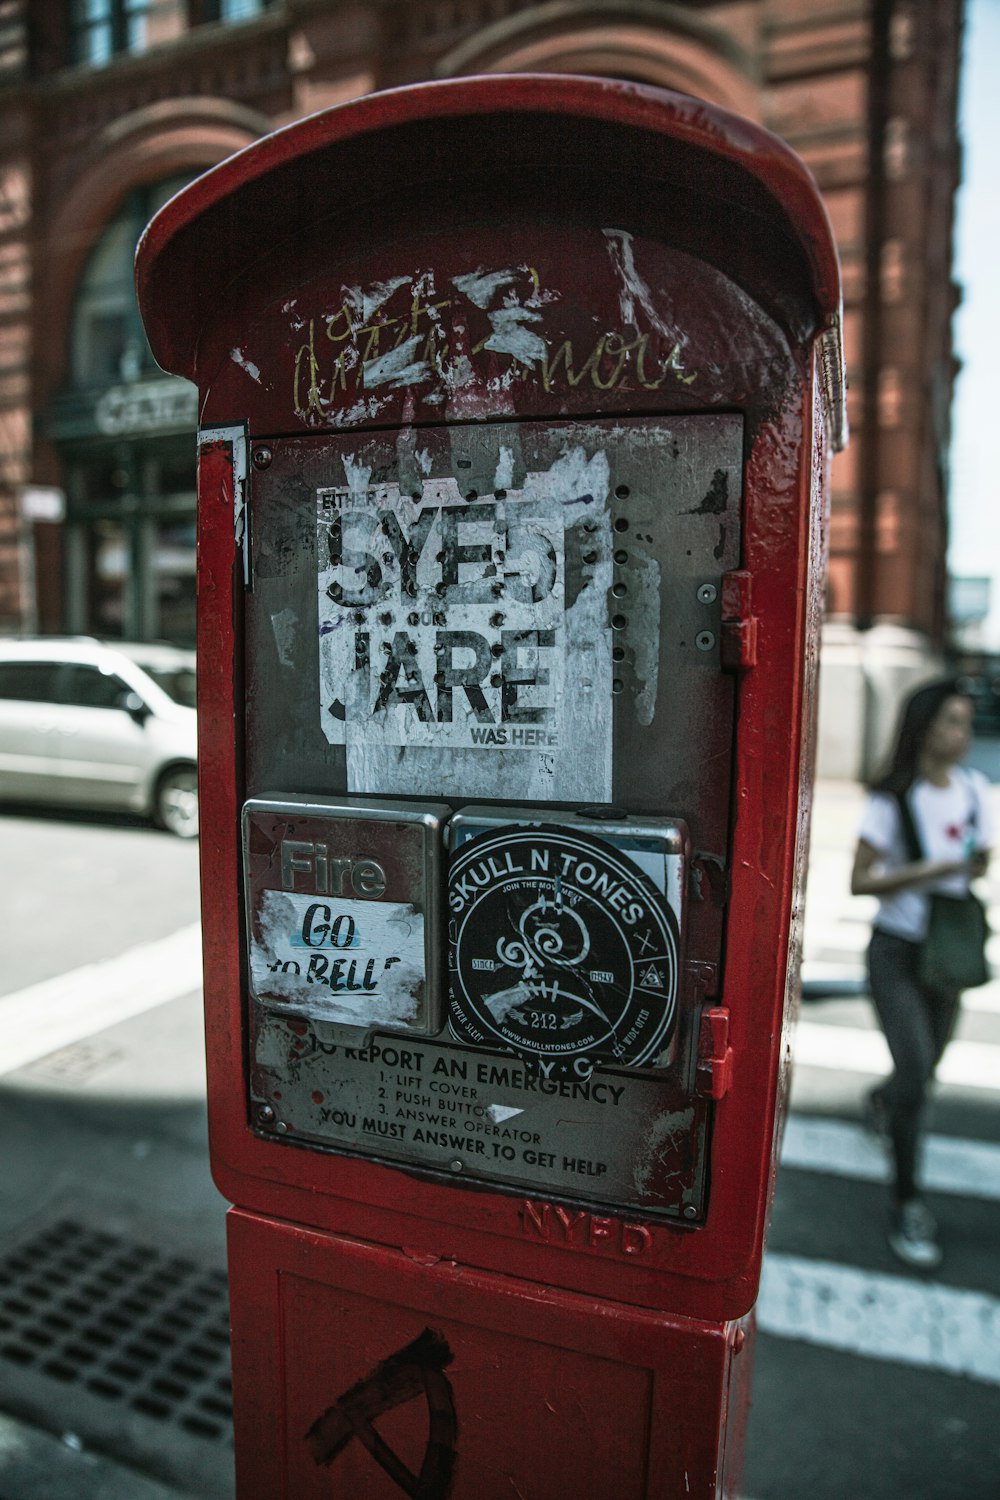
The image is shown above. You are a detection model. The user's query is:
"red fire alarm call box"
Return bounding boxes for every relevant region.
[137,74,844,1499]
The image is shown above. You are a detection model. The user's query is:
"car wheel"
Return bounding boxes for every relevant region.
[155,764,199,838]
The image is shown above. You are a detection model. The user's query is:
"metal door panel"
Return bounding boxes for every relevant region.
[246,414,741,856]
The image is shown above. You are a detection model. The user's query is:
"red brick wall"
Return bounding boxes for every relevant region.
[0,0,963,640]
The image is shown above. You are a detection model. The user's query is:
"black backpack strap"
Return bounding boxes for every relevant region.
[895,790,925,862]
[897,773,980,862]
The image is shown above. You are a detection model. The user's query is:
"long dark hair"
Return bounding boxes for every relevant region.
[871,677,966,796]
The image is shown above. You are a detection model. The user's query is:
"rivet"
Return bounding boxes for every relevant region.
[255,1103,276,1127]
[252,445,273,470]
[449,1159,464,1173]
[697,583,718,604]
[274,1121,288,1135]
[695,631,716,652]
[683,1205,699,1220]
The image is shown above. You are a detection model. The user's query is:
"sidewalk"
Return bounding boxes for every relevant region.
[1,772,997,1500]
[0,990,227,1500]
[0,1415,197,1500]
[801,778,870,987]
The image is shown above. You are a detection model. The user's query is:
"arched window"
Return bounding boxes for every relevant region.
[435,10,758,121]
[54,175,200,645]
[70,176,191,390]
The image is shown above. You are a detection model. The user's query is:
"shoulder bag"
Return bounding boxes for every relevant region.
[896,780,990,991]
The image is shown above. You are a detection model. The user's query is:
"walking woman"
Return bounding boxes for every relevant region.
[851,679,992,1269]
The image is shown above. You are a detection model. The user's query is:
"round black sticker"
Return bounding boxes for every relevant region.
[448,824,678,1071]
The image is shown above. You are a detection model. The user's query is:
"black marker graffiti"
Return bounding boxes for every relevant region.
[306,1327,457,1499]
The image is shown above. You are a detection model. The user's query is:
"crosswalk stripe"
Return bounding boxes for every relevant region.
[793,1019,1000,1092]
[960,984,1000,1014]
[804,924,869,954]
[0,925,203,1078]
[759,1253,1000,1386]
[781,1114,1000,1200]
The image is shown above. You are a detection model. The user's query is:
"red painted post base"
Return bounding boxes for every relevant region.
[227,1207,754,1499]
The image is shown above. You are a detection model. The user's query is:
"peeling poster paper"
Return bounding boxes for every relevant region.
[250,888,425,1027]
[316,450,613,802]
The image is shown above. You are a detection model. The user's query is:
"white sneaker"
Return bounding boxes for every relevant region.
[888,1200,942,1270]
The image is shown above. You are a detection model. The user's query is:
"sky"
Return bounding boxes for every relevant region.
[949,0,1000,645]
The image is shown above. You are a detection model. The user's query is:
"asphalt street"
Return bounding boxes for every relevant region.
[0,755,998,1499]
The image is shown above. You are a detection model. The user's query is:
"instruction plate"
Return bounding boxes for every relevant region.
[250,1025,704,1220]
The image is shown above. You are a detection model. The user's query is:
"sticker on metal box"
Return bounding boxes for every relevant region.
[242,795,449,1033]
[448,811,686,1073]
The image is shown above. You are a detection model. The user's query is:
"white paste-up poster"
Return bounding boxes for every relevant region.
[317,449,613,802]
[249,887,426,1028]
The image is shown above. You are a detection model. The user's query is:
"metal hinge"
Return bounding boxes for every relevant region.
[688,854,728,908]
[685,959,718,1000]
[720,570,757,671]
[696,1005,734,1100]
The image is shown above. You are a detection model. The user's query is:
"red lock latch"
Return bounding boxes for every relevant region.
[696,1006,734,1100]
[720,570,758,671]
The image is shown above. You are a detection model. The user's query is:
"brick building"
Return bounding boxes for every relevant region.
[0,1,965,772]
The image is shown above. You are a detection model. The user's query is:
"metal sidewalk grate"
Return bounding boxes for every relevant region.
[0,1218,232,1442]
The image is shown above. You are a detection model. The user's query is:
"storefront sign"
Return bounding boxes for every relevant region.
[94,378,198,437]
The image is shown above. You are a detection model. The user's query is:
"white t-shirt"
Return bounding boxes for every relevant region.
[857,768,993,941]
